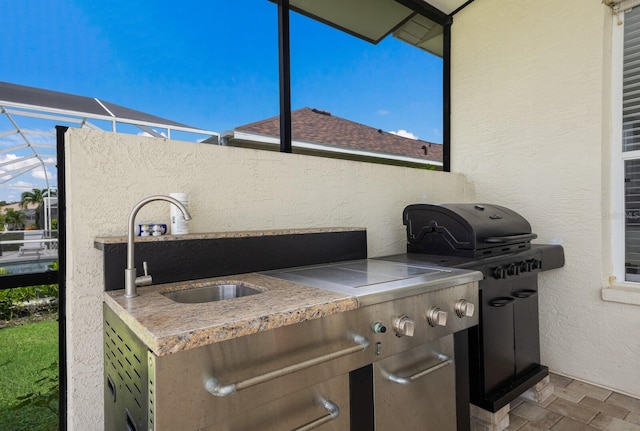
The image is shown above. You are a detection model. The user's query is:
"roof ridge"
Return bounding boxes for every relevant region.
[231,107,442,163]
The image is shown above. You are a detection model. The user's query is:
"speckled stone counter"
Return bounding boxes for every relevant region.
[94,227,365,247]
[104,273,358,356]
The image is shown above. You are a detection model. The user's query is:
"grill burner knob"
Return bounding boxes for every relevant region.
[494,260,541,279]
[392,315,415,337]
[492,267,507,279]
[426,307,448,327]
[455,300,475,318]
[372,322,387,334]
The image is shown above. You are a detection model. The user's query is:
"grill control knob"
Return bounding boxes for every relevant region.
[492,266,507,279]
[372,322,387,334]
[392,315,415,337]
[506,263,520,276]
[455,300,476,318]
[426,307,448,327]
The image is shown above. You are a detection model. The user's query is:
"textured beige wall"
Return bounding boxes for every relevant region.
[452,0,640,397]
[64,128,473,430]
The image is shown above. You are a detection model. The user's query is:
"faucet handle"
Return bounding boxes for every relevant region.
[135,261,153,287]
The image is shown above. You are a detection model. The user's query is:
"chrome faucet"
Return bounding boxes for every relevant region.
[125,195,192,298]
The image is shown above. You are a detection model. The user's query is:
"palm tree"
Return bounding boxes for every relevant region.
[21,188,45,209]
[21,188,45,229]
[4,208,26,230]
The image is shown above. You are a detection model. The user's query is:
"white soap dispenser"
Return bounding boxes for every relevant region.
[169,192,189,235]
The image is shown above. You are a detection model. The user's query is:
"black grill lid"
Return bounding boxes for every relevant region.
[403,203,537,257]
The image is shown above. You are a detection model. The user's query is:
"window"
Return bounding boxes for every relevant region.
[613,6,640,283]
[222,3,449,170]
[288,10,445,169]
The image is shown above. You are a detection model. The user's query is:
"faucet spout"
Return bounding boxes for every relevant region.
[125,195,192,298]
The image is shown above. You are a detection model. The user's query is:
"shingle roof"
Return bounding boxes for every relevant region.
[0,81,194,128]
[234,107,443,163]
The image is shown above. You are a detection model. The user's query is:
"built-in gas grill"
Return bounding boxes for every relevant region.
[403,203,538,258]
[378,203,565,421]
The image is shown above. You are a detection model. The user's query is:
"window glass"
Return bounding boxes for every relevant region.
[622,7,640,282]
[625,159,640,281]
[288,10,444,168]
[623,6,640,153]
[222,6,445,169]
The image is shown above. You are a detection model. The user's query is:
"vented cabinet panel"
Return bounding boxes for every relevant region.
[104,304,149,431]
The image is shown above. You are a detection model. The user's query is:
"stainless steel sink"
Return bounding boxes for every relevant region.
[162,282,262,303]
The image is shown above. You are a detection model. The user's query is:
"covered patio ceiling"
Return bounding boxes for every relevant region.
[285,0,474,57]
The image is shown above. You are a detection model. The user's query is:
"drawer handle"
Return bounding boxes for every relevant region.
[205,334,369,397]
[291,398,340,431]
[383,352,453,385]
[489,296,515,307]
[513,289,537,299]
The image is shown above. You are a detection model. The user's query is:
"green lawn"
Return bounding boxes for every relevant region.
[0,319,58,431]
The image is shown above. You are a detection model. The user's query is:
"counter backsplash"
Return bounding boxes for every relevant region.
[95,228,367,291]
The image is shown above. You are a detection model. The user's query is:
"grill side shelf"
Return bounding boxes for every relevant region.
[535,244,565,270]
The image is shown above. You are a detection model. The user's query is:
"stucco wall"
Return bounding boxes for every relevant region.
[451,0,640,397]
[64,128,473,430]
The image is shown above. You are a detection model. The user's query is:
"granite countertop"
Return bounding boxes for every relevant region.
[94,227,364,247]
[104,272,358,356]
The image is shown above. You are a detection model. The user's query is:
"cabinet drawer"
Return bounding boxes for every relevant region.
[373,335,456,431]
[200,374,349,431]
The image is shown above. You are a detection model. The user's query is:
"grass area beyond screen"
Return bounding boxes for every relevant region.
[0,319,58,431]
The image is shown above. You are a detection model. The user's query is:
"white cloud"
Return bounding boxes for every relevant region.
[11,180,36,189]
[377,109,390,116]
[390,129,419,140]
[0,130,56,149]
[0,154,56,171]
[0,182,35,203]
[137,130,167,138]
[0,153,56,202]
[0,154,43,177]
[32,166,57,181]
[1,153,19,163]
[4,193,18,202]
[0,179,48,203]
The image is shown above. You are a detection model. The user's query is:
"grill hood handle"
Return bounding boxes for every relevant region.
[483,233,537,244]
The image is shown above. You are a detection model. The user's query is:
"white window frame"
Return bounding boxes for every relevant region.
[607,8,640,304]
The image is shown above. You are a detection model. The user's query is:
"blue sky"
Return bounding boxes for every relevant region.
[0,1,442,203]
